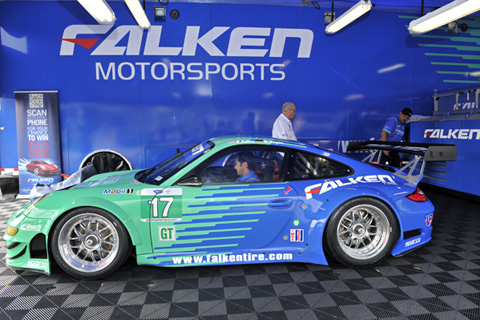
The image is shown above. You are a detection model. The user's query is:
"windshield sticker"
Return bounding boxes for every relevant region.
[304,175,397,200]
[141,188,183,196]
[192,144,205,155]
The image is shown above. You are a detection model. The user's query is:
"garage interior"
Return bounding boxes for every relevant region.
[1,0,480,319]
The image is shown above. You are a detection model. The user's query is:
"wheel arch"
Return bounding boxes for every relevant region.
[45,197,143,250]
[319,188,402,257]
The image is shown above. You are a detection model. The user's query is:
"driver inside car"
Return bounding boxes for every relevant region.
[234,152,260,183]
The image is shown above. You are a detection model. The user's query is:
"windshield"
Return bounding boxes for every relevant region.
[136,140,214,185]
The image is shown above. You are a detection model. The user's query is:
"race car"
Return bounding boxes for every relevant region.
[26,160,60,176]
[4,137,443,280]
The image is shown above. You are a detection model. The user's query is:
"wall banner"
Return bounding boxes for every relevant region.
[15,91,62,195]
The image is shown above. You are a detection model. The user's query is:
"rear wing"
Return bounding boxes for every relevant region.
[347,141,457,184]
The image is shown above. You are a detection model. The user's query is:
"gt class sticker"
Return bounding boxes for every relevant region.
[159,226,176,241]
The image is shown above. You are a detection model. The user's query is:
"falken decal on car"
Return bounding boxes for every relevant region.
[304,175,397,200]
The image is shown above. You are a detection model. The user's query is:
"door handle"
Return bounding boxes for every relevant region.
[268,199,293,209]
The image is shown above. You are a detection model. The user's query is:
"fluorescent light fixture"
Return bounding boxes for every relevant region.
[77,0,116,24]
[325,0,372,34]
[125,0,151,29]
[409,0,480,34]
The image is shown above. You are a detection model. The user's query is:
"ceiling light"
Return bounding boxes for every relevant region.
[125,0,151,29]
[325,0,372,34]
[409,0,480,34]
[77,0,116,24]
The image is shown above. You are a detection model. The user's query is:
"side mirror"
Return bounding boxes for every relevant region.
[176,175,202,187]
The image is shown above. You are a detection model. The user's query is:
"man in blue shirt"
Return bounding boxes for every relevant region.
[234,152,260,183]
[379,108,412,167]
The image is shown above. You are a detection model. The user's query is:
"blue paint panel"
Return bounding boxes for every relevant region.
[1,1,477,173]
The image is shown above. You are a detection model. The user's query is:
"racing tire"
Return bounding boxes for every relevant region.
[325,197,398,268]
[50,207,131,280]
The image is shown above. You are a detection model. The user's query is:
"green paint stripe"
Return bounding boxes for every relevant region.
[184,210,265,216]
[184,203,269,214]
[443,80,480,83]
[398,15,419,20]
[181,211,265,222]
[426,53,480,60]
[419,44,480,52]
[437,71,469,75]
[154,244,237,253]
[175,219,259,231]
[431,62,480,68]
[193,194,280,203]
[415,35,480,44]
[155,235,244,247]
[179,228,252,237]
[201,187,285,192]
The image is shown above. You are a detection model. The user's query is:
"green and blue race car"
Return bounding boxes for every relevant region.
[4,136,436,279]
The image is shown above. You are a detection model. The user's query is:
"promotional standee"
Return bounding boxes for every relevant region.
[15,91,62,195]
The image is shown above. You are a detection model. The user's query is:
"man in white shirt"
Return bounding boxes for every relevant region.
[272,102,297,141]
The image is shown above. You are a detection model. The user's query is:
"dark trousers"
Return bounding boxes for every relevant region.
[379,150,400,168]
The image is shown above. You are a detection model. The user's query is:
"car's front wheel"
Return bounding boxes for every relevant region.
[50,207,130,279]
[326,197,398,267]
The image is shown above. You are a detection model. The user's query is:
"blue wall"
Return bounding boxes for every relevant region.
[1,1,478,174]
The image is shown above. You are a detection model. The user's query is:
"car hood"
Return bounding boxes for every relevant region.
[71,170,141,191]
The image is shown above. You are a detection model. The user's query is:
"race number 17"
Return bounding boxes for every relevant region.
[150,197,174,218]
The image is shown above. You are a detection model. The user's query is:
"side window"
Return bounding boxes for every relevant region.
[289,151,351,180]
[189,147,286,185]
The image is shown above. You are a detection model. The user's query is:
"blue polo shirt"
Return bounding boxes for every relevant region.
[382,115,405,142]
[236,170,260,183]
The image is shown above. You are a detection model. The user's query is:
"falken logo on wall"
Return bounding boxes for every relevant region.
[59,25,313,82]
[15,92,62,195]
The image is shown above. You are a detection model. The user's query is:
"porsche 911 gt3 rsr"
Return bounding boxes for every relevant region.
[4,137,435,279]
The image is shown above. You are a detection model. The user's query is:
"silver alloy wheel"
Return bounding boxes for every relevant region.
[336,204,390,260]
[57,213,120,273]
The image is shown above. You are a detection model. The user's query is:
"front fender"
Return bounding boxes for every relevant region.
[27,193,143,247]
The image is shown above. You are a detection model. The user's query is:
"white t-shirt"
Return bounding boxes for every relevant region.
[272,113,297,141]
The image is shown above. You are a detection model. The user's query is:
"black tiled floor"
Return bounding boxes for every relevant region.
[1,188,479,319]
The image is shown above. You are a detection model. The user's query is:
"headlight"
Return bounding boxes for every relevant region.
[6,225,18,236]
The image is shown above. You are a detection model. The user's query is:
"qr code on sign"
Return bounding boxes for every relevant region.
[29,94,44,109]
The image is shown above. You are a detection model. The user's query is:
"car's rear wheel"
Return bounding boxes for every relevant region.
[326,197,398,267]
[50,207,130,279]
